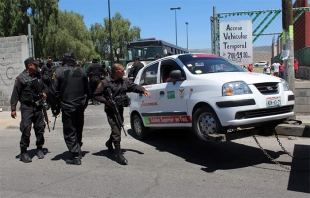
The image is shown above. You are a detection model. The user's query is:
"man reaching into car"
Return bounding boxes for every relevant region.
[93,63,151,165]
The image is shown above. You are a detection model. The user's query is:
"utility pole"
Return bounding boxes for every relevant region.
[282,0,295,94]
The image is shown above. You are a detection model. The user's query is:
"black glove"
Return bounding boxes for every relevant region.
[51,104,60,116]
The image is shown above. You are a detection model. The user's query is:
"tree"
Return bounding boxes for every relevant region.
[0,0,59,59]
[0,0,29,37]
[90,12,141,62]
[45,10,98,61]
[28,0,59,59]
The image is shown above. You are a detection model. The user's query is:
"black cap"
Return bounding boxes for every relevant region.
[134,56,140,60]
[63,52,75,59]
[24,57,39,68]
[47,56,53,60]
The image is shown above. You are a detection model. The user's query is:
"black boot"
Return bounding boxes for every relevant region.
[91,98,95,105]
[105,139,114,153]
[114,144,128,165]
[36,146,44,159]
[66,156,81,165]
[20,148,32,163]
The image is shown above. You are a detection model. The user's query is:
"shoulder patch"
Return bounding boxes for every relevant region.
[97,82,102,88]
[14,78,18,85]
[51,72,56,80]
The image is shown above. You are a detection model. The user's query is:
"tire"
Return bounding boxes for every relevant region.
[192,106,224,141]
[130,113,149,140]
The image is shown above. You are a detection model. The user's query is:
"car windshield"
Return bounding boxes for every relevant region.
[178,54,246,74]
[127,47,163,61]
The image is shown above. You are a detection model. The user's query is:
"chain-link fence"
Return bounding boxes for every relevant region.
[211,4,310,79]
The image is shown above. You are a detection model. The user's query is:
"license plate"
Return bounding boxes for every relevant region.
[266,96,281,108]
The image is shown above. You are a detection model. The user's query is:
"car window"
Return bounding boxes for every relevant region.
[139,62,158,85]
[160,60,185,83]
[178,54,245,74]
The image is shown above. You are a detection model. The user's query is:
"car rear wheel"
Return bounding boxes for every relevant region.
[131,113,149,140]
[193,106,224,141]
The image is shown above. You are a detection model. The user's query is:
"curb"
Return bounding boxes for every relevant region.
[275,124,310,137]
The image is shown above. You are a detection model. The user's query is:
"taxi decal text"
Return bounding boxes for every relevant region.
[145,116,192,124]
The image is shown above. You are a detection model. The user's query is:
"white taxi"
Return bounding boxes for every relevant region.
[129,54,295,141]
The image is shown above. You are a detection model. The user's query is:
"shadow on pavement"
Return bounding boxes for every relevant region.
[92,149,144,163]
[51,150,90,161]
[287,144,310,193]
[128,128,291,173]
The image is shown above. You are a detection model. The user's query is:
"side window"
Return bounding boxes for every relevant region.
[139,62,158,85]
[160,60,185,83]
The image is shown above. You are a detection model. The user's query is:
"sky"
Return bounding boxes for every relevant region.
[58,0,289,50]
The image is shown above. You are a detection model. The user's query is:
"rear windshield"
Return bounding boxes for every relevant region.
[178,54,246,74]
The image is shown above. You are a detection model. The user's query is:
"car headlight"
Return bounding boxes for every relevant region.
[280,79,290,91]
[222,81,252,96]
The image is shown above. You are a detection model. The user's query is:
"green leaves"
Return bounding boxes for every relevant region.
[0,2,140,62]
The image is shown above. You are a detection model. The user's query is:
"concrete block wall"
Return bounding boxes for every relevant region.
[294,81,310,113]
[0,36,29,111]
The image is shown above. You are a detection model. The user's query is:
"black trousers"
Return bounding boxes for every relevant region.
[20,103,45,149]
[62,107,85,157]
[90,77,100,99]
[105,107,124,144]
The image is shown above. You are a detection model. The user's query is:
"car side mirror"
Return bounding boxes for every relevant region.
[170,70,182,79]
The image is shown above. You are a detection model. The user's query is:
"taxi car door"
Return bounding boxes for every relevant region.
[131,62,160,119]
[155,60,190,126]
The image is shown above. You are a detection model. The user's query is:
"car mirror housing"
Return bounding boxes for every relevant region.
[170,70,182,79]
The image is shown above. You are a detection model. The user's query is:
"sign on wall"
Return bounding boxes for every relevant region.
[220,20,253,65]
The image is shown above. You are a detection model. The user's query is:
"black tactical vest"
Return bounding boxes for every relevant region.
[20,72,40,103]
[105,77,131,107]
[61,67,86,102]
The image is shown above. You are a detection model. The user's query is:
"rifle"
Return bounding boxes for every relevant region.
[106,87,127,136]
[52,115,57,130]
[32,78,51,132]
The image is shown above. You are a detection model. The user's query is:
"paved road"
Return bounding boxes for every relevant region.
[1,105,309,197]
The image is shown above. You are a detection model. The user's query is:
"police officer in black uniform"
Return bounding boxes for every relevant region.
[93,63,151,165]
[128,56,144,82]
[10,57,47,163]
[48,52,90,165]
[86,58,104,105]
[41,56,54,88]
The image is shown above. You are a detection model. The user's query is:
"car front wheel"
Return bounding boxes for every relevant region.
[131,113,149,140]
[192,106,224,141]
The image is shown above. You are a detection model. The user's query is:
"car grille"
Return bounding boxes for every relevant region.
[235,105,294,119]
[253,82,279,94]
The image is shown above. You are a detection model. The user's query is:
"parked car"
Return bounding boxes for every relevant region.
[129,53,295,142]
[254,61,267,67]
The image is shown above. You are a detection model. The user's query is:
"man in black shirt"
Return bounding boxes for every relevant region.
[128,56,144,82]
[87,58,104,105]
[10,57,47,163]
[93,63,151,165]
[48,52,90,165]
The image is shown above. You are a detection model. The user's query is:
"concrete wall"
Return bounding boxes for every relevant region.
[295,80,310,113]
[0,36,29,111]
[297,66,310,80]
